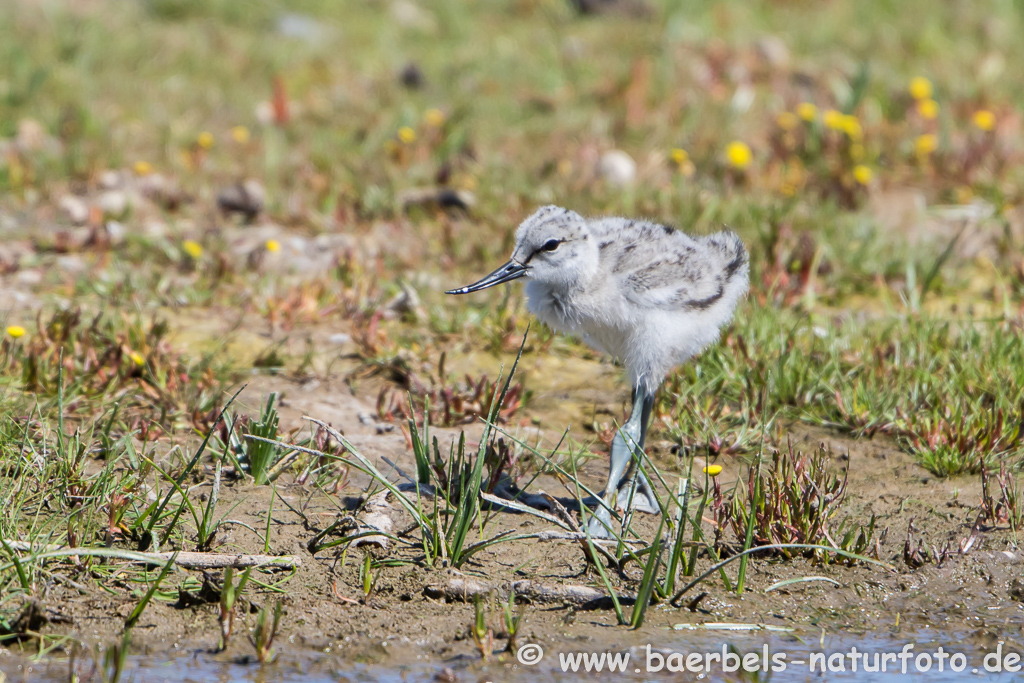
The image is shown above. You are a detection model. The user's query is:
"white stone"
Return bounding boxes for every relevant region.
[731,83,755,113]
[99,170,122,190]
[390,0,436,30]
[598,150,637,187]
[254,101,275,126]
[59,195,89,225]
[56,255,86,274]
[328,333,352,345]
[105,221,127,245]
[99,190,129,217]
[16,270,43,285]
[144,220,168,238]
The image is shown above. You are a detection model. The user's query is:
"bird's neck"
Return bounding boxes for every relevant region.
[540,270,591,300]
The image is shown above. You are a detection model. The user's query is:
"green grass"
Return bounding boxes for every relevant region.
[661,308,1024,475]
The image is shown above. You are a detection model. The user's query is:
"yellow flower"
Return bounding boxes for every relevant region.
[397,126,417,144]
[823,109,844,130]
[670,148,695,176]
[424,109,446,127]
[265,239,280,253]
[776,111,799,131]
[725,141,752,169]
[972,110,995,132]
[796,102,818,122]
[780,183,797,197]
[6,325,26,338]
[703,465,723,477]
[909,76,933,101]
[917,99,939,120]
[841,115,863,140]
[133,161,153,176]
[129,352,145,367]
[232,126,251,144]
[557,159,573,176]
[915,133,938,156]
[197,131,215,149]
[853,165,873,185]
[182,239,203,259]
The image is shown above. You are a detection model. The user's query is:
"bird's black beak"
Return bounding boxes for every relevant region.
[446,260,527,294]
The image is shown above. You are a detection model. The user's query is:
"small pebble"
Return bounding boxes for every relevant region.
[99,190,129,217]
[598,150,637,187]
[99,170,123,190]
[59,195,89,225]
[105,221,127,245]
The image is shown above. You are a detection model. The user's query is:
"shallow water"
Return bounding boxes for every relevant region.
[10,628,1023,682]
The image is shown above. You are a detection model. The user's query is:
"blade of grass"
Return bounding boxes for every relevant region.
[0,537,31,590]
[448,329,529,566]
[409,398,432,486]
[124,552,177,629]
[920,221,967,300]
[630,515,664,629]
[583,522,626,625]
[737,381,771,594]
[661,477,689,598]
[478,492,575,531]
[146,384,247,535]
[569,455,626,624]
[670,543,893,606]
[764,576,841,592]
[263,483,275,554]
[735,456,761,595]
[246,393,280,485]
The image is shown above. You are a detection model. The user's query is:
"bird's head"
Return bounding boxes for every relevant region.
[446,206,596,295]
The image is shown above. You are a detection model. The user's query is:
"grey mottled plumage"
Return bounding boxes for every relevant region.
[447,205,749,536]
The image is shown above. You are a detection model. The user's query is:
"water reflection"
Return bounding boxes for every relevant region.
[8,628,1023,682]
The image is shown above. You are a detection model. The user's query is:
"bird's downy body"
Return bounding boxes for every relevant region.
[447,205,749,537]
[512,207,748,392]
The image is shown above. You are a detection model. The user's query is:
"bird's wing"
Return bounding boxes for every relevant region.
[615,230,748,311]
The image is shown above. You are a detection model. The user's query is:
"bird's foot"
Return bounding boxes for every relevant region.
[613,461,660,513]
[584,386,658,538]
[583,481,658,539]
[585,504,615,539]
[582,481,658,513]
[613,478,658,514]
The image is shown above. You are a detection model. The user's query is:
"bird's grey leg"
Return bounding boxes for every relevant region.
[587,384,650,538]
[615,389,658,514]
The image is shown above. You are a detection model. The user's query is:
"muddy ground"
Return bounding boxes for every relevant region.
[4,332,1023,678]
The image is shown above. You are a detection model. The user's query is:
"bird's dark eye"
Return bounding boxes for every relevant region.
[541,239,561,252]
